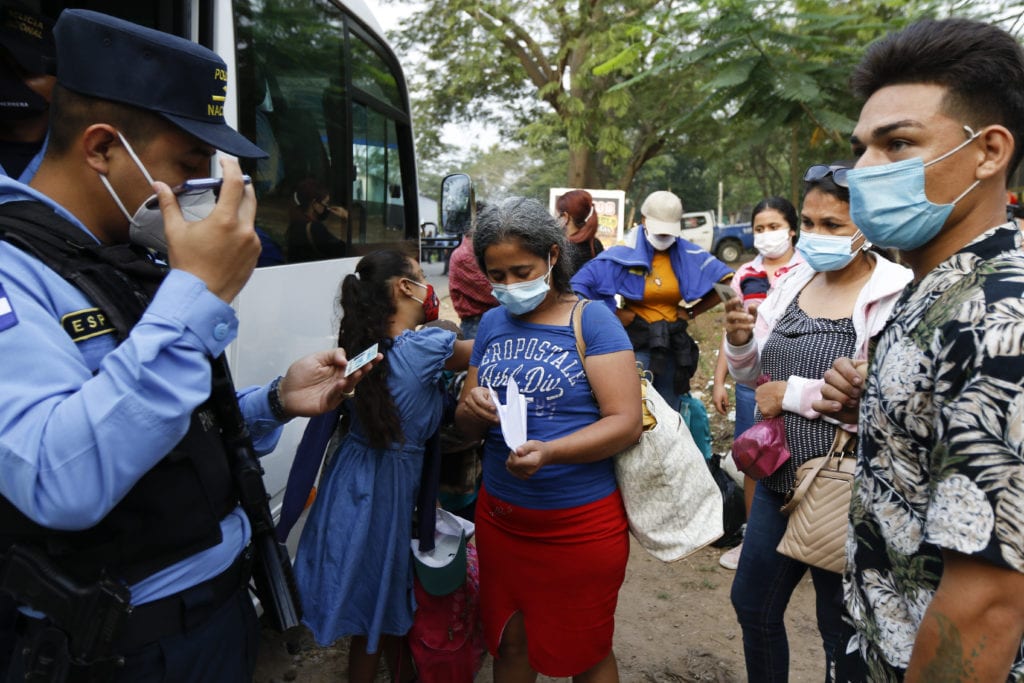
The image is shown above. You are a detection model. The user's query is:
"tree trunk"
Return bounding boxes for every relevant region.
[568,145,593,188]
[789,125,800,207]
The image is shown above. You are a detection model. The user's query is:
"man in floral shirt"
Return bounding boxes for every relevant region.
[814,17,1024,682]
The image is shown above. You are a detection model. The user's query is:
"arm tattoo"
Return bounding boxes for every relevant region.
[919,614,984,682]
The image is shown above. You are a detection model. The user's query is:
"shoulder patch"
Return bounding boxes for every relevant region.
[60,308,115,343]
[0,283,17,332]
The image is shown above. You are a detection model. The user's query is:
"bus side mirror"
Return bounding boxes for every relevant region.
[440,173,474,235]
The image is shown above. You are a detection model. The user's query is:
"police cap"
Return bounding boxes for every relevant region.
[0,3,55,75]
[53,9,266,159]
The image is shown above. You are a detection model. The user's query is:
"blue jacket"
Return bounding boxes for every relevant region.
[570,230,733,313]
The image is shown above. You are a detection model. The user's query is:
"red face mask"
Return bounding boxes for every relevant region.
[407,279,439,323]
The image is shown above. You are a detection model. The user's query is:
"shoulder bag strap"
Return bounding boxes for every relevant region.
[571,297,590,363]
[779,429,854,515]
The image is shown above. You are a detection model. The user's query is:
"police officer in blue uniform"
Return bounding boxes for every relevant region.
[0,9,376,682]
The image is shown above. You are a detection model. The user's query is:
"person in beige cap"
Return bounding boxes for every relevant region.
[571,190,733,416]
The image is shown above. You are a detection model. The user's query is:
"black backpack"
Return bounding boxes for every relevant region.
[706,454,746,549]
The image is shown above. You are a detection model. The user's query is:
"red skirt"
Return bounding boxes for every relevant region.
[475,485,629,677]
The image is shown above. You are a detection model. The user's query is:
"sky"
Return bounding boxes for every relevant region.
[362,0,410,33]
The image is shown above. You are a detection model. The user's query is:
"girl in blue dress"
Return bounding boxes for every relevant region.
[294,249,472,682]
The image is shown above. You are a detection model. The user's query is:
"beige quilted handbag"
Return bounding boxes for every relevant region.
[775,430,857,574]
[572,301,724,562]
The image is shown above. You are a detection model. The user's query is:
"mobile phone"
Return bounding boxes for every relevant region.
[174,175,252,195]
[713,282,738,303]
[144,175,252,209]
[344,342,380,377]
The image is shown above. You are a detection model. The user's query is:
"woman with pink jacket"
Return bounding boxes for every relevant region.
[722,162,911,682]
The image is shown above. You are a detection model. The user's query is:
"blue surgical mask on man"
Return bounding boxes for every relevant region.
[847,125,982,251]
[797,230,865,272]
[491,256,552,316]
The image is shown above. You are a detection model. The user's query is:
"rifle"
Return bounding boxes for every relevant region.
[209,355,302,631]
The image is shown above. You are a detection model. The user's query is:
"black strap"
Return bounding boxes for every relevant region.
[0,201,166,339]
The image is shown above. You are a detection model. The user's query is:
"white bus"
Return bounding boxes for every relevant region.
[44,0,423,524]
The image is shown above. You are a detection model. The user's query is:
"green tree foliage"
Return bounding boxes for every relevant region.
[392,0,1005,212]
[390,0,711,191]
[654,0,987,209]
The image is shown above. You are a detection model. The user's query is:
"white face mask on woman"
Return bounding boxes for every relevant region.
[645,230,676,252]
[753,229,792,259]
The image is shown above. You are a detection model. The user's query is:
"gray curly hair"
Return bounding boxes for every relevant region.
[472,197,572,294]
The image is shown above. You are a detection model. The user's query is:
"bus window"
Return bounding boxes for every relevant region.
[352,104,405,242]
[232,0,416,265]
[37,1,181,35]
[349,29,401,110]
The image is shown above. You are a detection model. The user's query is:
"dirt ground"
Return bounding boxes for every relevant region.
[253,261,824,682]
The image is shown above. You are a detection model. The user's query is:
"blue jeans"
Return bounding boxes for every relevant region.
[730,483,843,682]
[634,348,681,411]
[459,315,482,340]
[734,383,756,438]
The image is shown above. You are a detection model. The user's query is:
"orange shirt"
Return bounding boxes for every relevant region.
[625,251,682,323]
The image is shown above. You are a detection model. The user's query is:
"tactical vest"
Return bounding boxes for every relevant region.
[0,201,237,586]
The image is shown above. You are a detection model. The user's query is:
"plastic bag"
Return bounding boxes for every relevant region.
[679,393,713,460]
[732,417,790,479]
[730,375,791,479]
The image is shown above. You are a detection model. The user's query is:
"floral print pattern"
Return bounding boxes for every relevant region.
[841,226,1024,680]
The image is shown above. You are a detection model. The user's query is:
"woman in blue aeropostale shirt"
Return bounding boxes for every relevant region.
[456,198,642,682]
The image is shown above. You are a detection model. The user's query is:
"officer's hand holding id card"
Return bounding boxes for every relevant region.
[345,342,380,377]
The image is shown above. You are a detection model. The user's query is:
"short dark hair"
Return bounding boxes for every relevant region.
[851,18,1024,175]
[750,196,798,233]
[46,84,167,157]
[473,197,571,294]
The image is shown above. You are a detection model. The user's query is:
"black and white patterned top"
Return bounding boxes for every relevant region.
[842,226,1024,681]
[758,294,856,494]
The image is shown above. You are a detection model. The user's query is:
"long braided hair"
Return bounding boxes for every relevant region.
[338,250,416,448]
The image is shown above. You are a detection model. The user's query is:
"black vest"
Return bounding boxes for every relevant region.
[0,201,237,585]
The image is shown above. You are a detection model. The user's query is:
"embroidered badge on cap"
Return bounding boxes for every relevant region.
[61,307,115,343]
[0,283,17,332]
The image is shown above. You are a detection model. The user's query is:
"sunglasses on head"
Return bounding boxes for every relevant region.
[803,165,850,188]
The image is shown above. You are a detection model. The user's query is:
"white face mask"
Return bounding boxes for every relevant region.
[645,230,676,251]
[98,131,217,253]
[753,229,792,259]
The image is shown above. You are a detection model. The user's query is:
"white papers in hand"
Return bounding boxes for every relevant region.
[489,379,527,451]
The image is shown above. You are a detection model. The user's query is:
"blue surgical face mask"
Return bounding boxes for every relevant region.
[491,256,552,316]
[847,126,982,251]
[797,230,865,272]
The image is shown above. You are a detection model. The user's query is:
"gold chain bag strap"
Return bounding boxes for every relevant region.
[571,300,724,562]
[775,429,857,574]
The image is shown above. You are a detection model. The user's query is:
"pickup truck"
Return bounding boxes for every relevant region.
[680,211,754,263]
